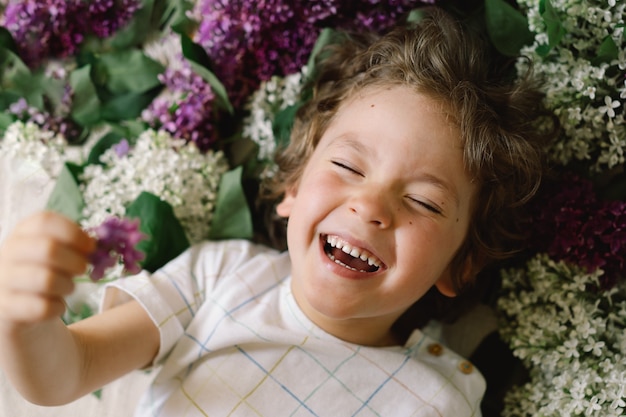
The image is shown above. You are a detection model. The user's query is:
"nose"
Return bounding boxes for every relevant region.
[348,187,393,228]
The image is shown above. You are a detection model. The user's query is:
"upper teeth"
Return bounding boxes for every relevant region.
[326,235,382,268]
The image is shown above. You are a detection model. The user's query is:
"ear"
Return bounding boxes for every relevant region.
[434,256,476,298]
[434,272,457,298]
[276,187,297,218]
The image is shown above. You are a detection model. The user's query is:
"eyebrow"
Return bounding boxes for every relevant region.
[330,134,370,155]
[413,172,460,209]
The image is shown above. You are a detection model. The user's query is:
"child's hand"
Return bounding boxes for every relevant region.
[0,211,96,327]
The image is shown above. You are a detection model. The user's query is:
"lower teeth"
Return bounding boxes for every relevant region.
[328,253,361,272]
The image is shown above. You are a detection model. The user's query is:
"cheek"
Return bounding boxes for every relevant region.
[298,174,344,210]
[398,221,459,268]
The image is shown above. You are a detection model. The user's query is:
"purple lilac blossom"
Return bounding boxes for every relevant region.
[88,216,145,281]
[8,98,83,143]
[2,0,140,68]
[194,0,433,108]
[528,174,626,289]
[141,67,218,152]
[112,139,130,157]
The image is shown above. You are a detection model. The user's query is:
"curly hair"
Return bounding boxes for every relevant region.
[262,7,554,293]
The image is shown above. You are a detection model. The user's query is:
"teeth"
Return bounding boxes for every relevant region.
[325,235,382,268]
[327,253,358,271]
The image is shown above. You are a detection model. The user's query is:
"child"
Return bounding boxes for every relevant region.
[0,8,549,416]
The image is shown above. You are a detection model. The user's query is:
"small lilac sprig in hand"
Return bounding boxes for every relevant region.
[88,217,146,281]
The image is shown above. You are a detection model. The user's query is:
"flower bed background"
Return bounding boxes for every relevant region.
[1,1,626,416]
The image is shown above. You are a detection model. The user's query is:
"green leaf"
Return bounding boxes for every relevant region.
[266,28,340,149]
[0,111,14,132]
[111,119,149,140]
[107,0,156,49]
[406,9,427,24]
[86,131,127,165]
[593,35,619,65]
[99,86,161,121]
[0,27,18,53]
[208,167,254,240]
[0,91,21,111]
[538,0,566,55]
[0,48,44,108]
[485,0,534,57]
[36,70,67,112]
[125,192,190,272]
[180,34,234,114]
[162,0,196,34]
[272,103,301,149]
[91,49,164,95]
[535,43,551,56]
[306,28,336,76]
[45,163,85,222]
[180,32,212,67]
[70,65,102,126]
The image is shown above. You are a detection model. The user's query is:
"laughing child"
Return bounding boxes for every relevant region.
[0,8,550,416]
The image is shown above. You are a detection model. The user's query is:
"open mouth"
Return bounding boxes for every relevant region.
[322,234,383,273]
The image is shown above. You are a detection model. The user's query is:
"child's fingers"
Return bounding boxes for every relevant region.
[3,264,76,297]
[11,211,96,255]
[0,251,77,324]
[0,211,94,326]
[2,235,92,277]
[0,290,66,324]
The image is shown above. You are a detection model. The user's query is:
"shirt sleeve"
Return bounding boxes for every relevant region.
[100,240,279,365]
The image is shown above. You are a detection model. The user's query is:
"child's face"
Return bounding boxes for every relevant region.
[277,85,477,345]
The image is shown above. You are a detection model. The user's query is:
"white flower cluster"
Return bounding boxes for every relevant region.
[0,121,82,176]
[142,29,185,72]
[516,0,626,171]
[498,254,626,417]
[80,129,229,243]
[242,67,307,164]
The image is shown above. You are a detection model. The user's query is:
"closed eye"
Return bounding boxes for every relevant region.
[407,197,442,215]
[331,160,363,176]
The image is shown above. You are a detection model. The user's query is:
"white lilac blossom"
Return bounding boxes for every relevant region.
[498,254,626,416]
[79,129,229,243]
[142,29,186,72]
[516,0,626,171]
[0,120,82,176]
[242,67,308,166]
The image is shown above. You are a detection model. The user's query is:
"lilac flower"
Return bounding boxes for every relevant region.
[7,97,83,143]
[112,139,130,157]
[2,0,140,68]
[527,173,626,288]
[88,216,146,281]
[85,0,139,38]
[193,0,432,107]
[141,66,218,152]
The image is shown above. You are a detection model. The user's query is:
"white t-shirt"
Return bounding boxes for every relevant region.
[103,240,485,416]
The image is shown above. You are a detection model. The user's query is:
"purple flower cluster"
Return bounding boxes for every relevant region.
[8,98,83,143]
[88,216,145,281]
[194,0,433,107]
[528,173,626,288]
[2,0,140,68]
[141,66,218,152]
